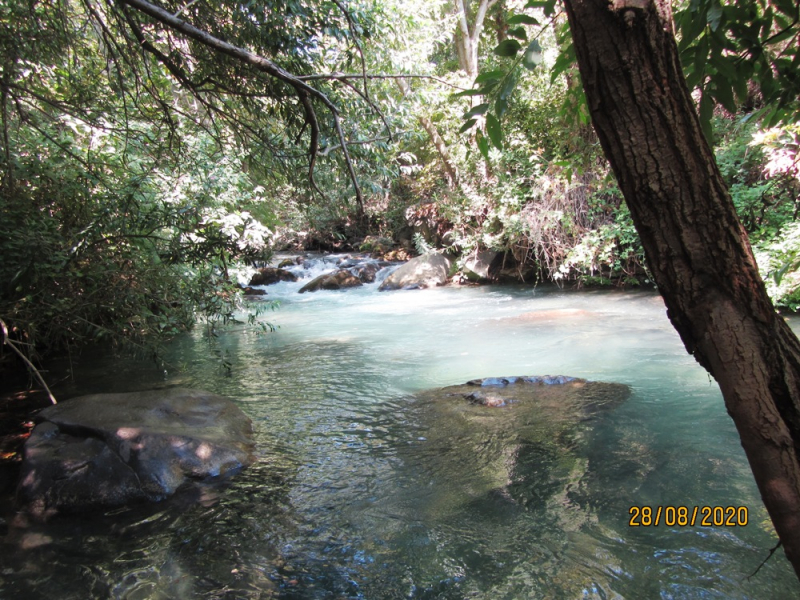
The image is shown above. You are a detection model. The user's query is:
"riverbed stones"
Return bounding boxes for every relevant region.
[378,253,452,291]
[17,388,255,515]
[298,269,363,293]
[248,267,297,286]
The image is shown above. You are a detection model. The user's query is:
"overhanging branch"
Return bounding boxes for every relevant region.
[118,0,365,216]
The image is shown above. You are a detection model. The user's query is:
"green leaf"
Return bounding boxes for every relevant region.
[477,132,490,160]
[550,47,574,83]
[522,39,543,71]
[707,3,723,31]
[486,113,503,150]
[463,103,490,119]
[459,118,477,133]
[699,92,714,141]
[495,97,508,118]
[507,14,540,26]
[474,69,505,84]
[526,0,557,16]
[772,0,797,16]
[713,80,737,113]
[508,27,528,41]
[494,39,522,57]
[709,54,737,82]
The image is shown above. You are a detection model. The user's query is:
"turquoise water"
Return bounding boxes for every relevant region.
[2,256,798,599]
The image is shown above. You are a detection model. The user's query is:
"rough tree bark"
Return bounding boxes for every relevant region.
[563,0,800,578]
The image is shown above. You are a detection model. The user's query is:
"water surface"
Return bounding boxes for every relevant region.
[2,256,798,599]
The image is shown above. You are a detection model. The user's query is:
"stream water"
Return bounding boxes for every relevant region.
[2,254,799,599]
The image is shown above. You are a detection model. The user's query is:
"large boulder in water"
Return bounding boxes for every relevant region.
[248,267,297,286]
[17,388,254,515]
[378,253,451,291]
[298,269,363,293]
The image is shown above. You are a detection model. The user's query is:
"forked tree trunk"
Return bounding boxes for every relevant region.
[563,0,800,578]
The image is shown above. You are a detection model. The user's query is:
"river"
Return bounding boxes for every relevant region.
[2,254,798,599]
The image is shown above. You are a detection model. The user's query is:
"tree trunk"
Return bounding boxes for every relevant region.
[563,0,800,579]
[454,0,497,79]
[418,116,460,188]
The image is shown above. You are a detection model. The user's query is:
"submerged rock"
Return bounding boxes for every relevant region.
[298,269,363,293]
[378,253,451,291]
[248,267,297,286]
[447,375,629,412]
[410,376,630,525]
[17,388,254,515]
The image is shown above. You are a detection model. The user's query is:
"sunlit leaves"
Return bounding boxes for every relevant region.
[675,0,800,133]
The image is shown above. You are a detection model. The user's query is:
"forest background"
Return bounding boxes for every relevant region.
[0,0,798,366]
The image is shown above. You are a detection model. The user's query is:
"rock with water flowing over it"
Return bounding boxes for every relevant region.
[350,261,389,283]
[451,375,629,411]
[298,269,363,293]
[412,376,630,525]
[16,388,255,516]
[248,267,297,286]
[378,253,452,291]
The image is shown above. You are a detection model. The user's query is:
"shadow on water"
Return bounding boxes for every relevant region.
[1,266,799,598]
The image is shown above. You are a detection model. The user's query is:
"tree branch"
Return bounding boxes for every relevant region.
[119,0,364,214]
[1,319,57,405]
[296,72,470,91]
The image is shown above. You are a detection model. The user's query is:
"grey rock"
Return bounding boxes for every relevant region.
[378,253,451,291]
[17,388,254,515]
[462,250,502,282]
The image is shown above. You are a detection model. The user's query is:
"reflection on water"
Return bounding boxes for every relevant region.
[2,260,799,598]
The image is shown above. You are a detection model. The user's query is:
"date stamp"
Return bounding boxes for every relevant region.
[629,506,749,527]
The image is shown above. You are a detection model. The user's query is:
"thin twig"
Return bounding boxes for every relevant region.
[319,136,390,156]
[746,539,782,581]
[173,0,200,18]
[0,319,57,404]
[297,72,470,91]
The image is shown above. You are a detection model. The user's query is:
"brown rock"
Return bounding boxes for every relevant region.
[298,269,363,293]
[248,268,297,286]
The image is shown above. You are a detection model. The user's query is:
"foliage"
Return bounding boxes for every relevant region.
[675,0,800,138]
[0,0,286,362]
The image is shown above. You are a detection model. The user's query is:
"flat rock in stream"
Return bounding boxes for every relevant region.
[428,375,630,415]
[17,388,254,515]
